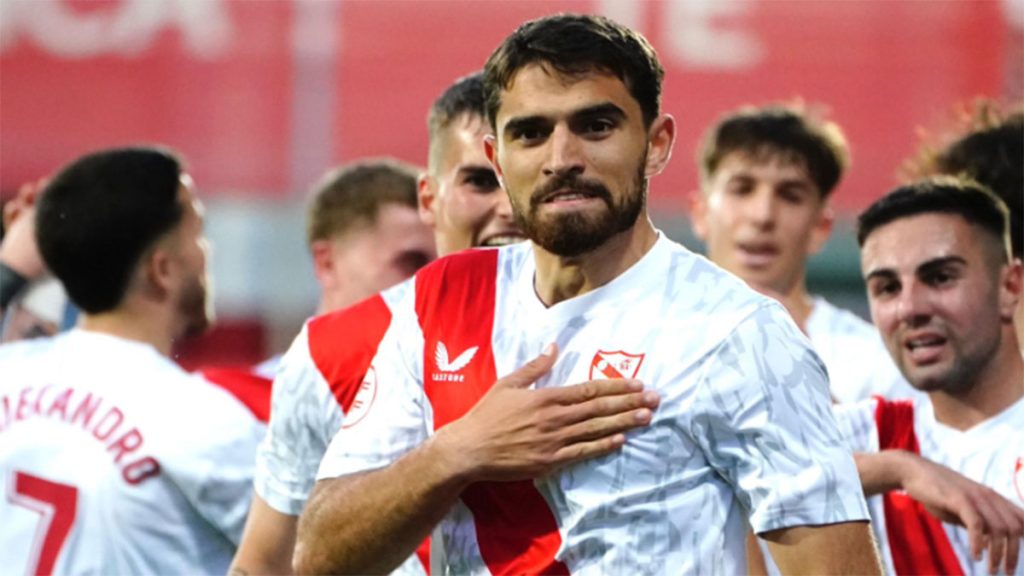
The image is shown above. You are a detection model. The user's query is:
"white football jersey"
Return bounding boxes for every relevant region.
[255,284,428,575]
[0,329,265,575]
[806,296,922,404]
[318,235,869,575]
[834,396,1024,575]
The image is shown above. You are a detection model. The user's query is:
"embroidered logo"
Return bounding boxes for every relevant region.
[342,367,377,428]
[589,350,645,380]
[1015,457,1024,503]
[432,342,479,382]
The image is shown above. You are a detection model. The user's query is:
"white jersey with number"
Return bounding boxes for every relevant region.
[835,396,1024,576]
[0,330,265,575]
[317,235,869,575]
[805,296,922,404]
[255,284,428,575]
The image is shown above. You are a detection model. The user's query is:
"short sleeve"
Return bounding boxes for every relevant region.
[691,303,869,534]
[254,326,343,515]
[317,287,429,480]
[832,399,880,454]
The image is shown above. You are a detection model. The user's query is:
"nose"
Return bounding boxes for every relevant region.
[493,188,515,221]
[894,279,932,326]
[542,124,585,178]
[745,187,778,230]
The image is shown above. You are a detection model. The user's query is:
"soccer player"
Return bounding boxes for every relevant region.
[836,178,1024,575]
[0,147,265,574]
[294,14,880,574]
[229,73,522,575]
[0,178,47,314]
[690,103,917,404]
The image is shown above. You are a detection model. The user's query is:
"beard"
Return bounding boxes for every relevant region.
[514,158,647,258]
[178,272,213,338]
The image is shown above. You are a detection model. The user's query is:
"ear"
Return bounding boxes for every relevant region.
[644,114,676,177]
[689,190,709,242]
[310,239,339,291]
[807,203,835,255]
[417,173,438,226]
[142,246,175,301]
[483,134,505,187]
[998,258,1023,321]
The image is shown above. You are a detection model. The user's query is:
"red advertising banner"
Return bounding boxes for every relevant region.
[1,0,1011,211]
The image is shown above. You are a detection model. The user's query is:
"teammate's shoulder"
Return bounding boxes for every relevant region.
[198,366,273,423]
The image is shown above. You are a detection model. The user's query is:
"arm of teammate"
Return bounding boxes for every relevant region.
[293,344,660,575]
[855,450,1024,575]
[762,522,881,575]
[229,494,297,576]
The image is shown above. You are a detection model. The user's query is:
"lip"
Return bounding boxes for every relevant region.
[735,241,780,268]
[478,231,527,247]
[901,330,947,365]
[537,188,601,205]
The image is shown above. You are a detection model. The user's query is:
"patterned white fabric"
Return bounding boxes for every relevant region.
[805,296,922,404]
[0,329,264,575]
[834,397,1024,576]
[319,235,869,575]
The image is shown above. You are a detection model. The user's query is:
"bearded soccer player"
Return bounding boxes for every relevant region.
[230,72,524,576]
[293,14,880,575]
[834,179,1024,576]
[0,147,265,574]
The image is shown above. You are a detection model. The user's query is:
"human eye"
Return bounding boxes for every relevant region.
[507,123,548,145]
[922,267,957,288]
[868,277,900,299]
[462,170,499,192]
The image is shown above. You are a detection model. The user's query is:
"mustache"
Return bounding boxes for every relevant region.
[530,173,613,209]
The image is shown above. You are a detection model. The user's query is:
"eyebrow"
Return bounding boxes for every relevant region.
[864,255,967,282]
[502,101,626,136]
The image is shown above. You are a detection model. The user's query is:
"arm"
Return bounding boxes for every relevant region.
[762,522,882,575]
[229,494,297,576]
[855,450,1024,574]
[293,344,660,574]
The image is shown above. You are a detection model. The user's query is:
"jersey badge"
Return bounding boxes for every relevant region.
[342,367,377,428]
[432,341,479,382]
[1015,457,1024,503]
[589,350,645,380]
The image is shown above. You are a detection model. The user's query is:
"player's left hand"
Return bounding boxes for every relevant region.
[899,452,1024,575]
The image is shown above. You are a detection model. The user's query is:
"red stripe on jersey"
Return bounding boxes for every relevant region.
[874,396,964,576]
[201,367,273,422]
[308,295,392,413]
[417,250,569,576]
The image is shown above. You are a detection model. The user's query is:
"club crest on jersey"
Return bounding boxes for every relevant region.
[342,367,377,428]
[1015,457,1024,503]
[432,342,478,382]
[589,350,645,380]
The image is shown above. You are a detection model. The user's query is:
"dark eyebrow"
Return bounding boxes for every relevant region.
[571,102,626,122]
[455,165,495,179]
[864,255,967,283]
[917,255,967,276]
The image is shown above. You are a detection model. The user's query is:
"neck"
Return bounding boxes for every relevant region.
[79,303,179,357]
[748,274,814,333]
[532,217,658,307]
[929,331,1024,431]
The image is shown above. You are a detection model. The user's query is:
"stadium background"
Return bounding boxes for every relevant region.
[2,0,1020,367]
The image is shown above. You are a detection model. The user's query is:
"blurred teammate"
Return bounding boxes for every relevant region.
[0,178,48,315]
[690,103,917,404]
[229,74,522,575]
[836,178,1024,575]
[0,147,265,574]
[295,14,879,574]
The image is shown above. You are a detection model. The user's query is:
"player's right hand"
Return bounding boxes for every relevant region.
[434,343,660,482]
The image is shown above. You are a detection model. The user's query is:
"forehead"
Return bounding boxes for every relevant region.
[494,63,639,126]
[711,151,814,184]
[861,213,981,272]
[439,113,490,163]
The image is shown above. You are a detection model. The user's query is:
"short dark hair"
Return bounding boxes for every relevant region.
[35,146,185,314]
[903,100,1022,258]
[699,103,850,198]
[426,71,486,173]
[857,177,1012,263]
[306,158,420,246]
[483,13,664,128]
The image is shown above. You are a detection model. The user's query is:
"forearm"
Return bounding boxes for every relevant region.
[230,494,298,575]
[293,432,471,575]
[854,450,914,496]
[764,521,882,575]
